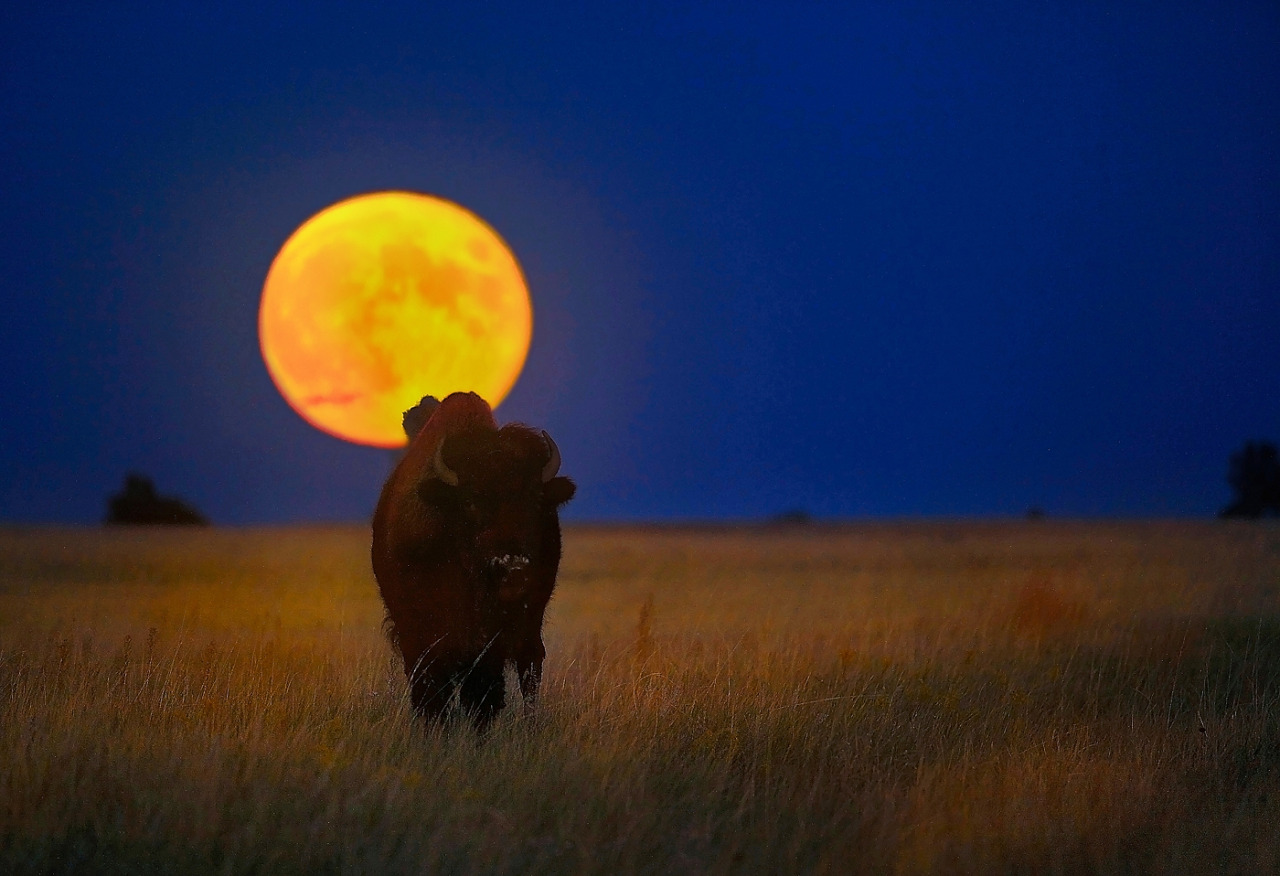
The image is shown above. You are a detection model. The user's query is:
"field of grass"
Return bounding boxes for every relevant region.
[1,521,1278,874]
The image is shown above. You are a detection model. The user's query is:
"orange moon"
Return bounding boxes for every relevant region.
[259,192,533,447]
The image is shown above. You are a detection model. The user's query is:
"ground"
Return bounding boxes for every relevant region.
[1,521,1277,874]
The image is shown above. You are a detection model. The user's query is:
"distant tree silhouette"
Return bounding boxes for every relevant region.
[1220,441,1280,519]
[105,474,208,525]
[768,508,812,526]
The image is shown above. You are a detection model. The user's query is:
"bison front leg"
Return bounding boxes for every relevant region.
[515,639,546,710]
[458,663,506,731]
[408,668,456,724]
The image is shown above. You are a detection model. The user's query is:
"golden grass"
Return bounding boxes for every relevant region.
[1,521,1277,874]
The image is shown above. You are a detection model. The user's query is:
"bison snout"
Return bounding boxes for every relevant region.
[487,553,531,573]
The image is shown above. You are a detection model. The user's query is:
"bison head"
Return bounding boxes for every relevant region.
[418,418,576,600]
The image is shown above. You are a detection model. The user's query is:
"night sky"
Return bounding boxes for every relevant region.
[3,3,1277,524]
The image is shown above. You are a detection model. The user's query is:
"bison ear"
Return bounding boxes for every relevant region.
[543,476,576,507]
[417,476,455,508]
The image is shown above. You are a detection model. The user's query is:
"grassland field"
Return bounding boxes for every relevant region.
[1,521,1278,874]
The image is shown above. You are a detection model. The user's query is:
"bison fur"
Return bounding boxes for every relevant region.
[371,391,575,729]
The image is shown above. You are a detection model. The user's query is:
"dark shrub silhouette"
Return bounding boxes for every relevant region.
[1220,441,1280,519]
[105,474,208,525]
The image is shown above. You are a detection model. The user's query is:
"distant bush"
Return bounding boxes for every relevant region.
[1220,441,1280,519]
[768,508,813,526]
[104,473,208,526]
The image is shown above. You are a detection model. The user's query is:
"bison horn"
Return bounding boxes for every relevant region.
[431,438,459,486]
[541,431,561,482]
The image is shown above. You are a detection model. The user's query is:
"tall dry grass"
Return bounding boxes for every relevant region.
[1,522,1277,874]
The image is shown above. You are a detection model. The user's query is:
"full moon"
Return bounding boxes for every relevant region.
[259,192,532,447]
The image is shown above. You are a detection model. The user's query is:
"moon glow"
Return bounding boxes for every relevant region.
[259,192,532,447]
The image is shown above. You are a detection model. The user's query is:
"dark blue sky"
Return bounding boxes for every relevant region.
[3,3,1277,523]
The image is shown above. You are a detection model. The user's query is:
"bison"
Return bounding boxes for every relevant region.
[371,391,576,728]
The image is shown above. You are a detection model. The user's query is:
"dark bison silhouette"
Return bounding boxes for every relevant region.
[372,391,576,728]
